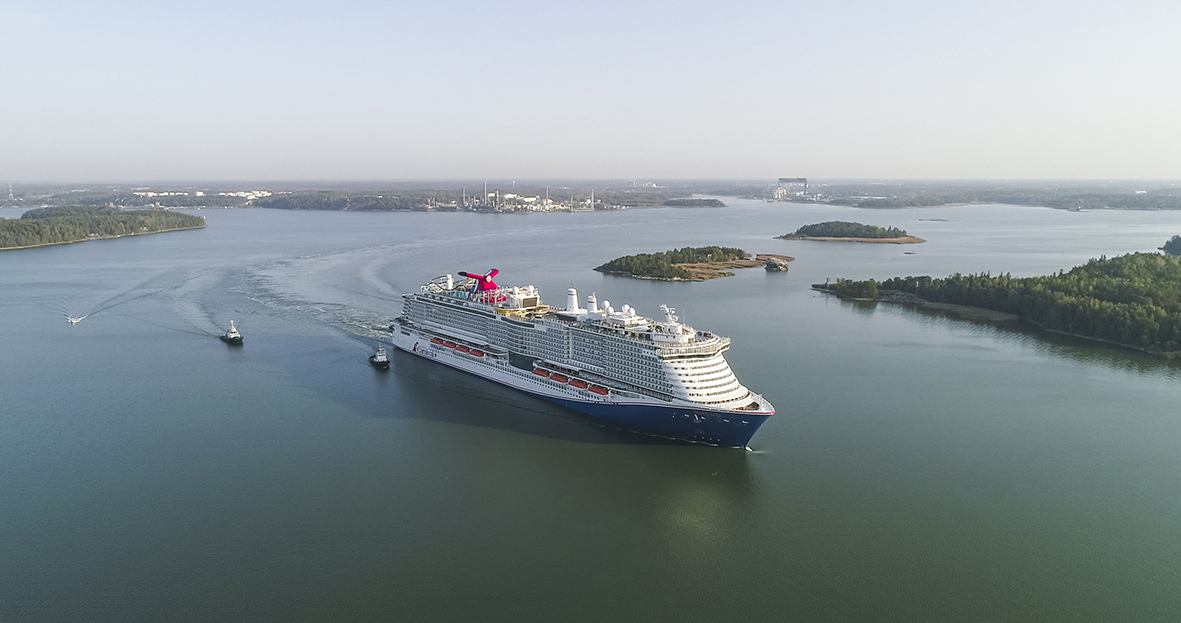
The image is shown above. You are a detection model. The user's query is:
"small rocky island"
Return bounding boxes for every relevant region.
[1,206,206,251]
[777,221,924,244]
[596,246,793,281]
[662,198,727,207]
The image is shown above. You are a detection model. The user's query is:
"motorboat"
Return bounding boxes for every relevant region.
[220,320,243,345]
[369,346,390,369]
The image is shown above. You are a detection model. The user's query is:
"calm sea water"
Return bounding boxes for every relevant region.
[2,201,1179,621]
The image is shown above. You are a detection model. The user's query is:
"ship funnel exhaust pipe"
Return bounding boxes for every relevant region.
[567,288,581,312]
[587,293,599,313]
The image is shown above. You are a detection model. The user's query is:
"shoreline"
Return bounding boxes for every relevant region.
[0,224,206,252]
[812,286,1015,322]
[777,235,926,244]
[813,286,1181,358]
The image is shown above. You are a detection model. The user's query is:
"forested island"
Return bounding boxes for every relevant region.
[662,198,727,207]
[814,252,1181,356]
[0,207,205,250]
[596,246,792,281]
[1162,235,1181,256]
[777,221,925,244]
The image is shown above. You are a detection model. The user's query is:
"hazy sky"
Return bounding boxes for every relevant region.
[2,1,1179,181]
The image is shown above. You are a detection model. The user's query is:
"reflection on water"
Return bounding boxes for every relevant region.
[654,450,754,556]
[832,295,1181,380]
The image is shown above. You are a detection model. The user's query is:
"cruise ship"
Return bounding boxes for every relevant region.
[390,269,775,447]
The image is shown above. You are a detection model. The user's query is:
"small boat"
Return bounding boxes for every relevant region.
[442,341,456,349]
[470,349,484,357]
[569,379,589,389]
[456,344,471,353]
[66,315,86,324]
[369,346,390,369]
[589,385,609,396]
[550,373,569,383]
[430,337,444,345]
[220,320,243,345]
[532,368,551,378]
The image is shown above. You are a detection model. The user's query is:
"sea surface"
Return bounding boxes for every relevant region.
[2,201,1180,621]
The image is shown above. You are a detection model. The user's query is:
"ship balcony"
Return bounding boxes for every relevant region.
[655,336,729,357]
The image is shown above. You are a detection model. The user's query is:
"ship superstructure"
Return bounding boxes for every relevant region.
[391,270,774,447]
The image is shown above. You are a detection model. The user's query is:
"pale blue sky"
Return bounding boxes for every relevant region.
[2,1,1178,181]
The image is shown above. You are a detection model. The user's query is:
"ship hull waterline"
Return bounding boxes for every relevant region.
[392,331,772,448]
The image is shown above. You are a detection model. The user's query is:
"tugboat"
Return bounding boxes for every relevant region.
[369,346,390,369]
[220,320,243,345]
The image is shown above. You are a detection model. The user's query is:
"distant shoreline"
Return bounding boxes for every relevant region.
[0,224,205,252]
[777,235,926,245]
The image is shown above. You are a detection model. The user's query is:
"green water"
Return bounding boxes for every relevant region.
[2,201,1179,621]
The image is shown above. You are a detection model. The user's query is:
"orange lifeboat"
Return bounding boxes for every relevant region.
[589,385,609,396]
[456,345,470,353]
[442,341,456,349]
[550,373,568,383]
[470,350,484,357]
[569,379,588,389]
[430,338,444,345]
[532,369,551,378]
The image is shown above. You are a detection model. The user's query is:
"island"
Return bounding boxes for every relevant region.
[595,246,793,281]
[662,198,727,208]
[813,252,1181,357]
[776,221,925,244]
[1162,235,1181,256]
[0,206,205,251]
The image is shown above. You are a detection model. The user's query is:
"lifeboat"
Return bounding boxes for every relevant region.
[589,385,609,396]
[442,341,456,349]
[430,337,444,345]
[550,373,569,383]
[532,369,551,378]
[569,379,588,389]
[456,345,470,353]
[470,349,484,357]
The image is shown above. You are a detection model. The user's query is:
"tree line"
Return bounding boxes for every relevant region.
[253,192,424,211]
[817,252,1181,353]
[785,221,907,239]
[595,246,748,280]
[662,198,727,207]
[1,207,205,249]
[834,190,1181,210]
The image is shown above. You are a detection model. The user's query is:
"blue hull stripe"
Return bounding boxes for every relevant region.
[401,348,769,447]
[537,394,770,448]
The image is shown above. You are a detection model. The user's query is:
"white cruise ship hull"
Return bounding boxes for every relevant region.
[392,323,773,447]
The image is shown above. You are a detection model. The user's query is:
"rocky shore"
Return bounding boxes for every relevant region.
[605,253,795,282]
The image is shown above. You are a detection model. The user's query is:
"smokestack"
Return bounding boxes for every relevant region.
[566,288,581,312]
[587,293,599,313]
